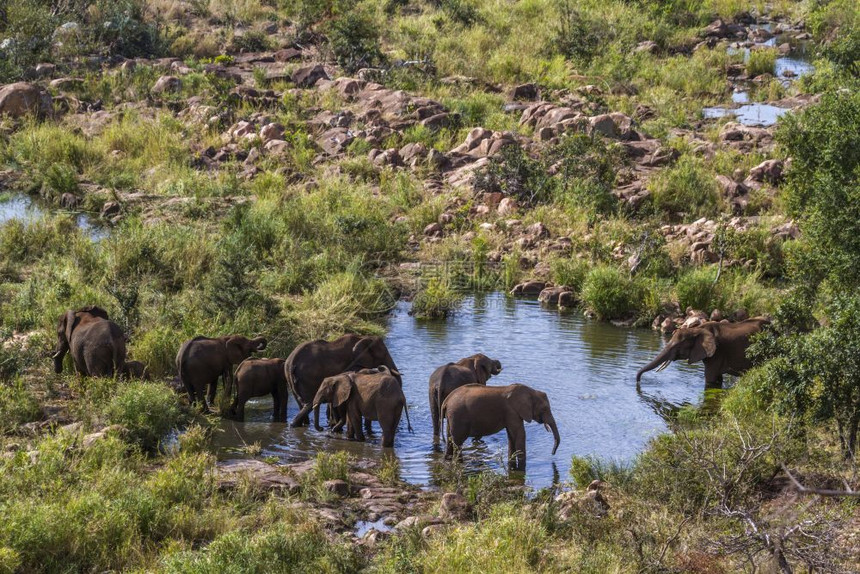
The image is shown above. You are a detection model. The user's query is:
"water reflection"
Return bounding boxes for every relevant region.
[213,294,708,489]
[0,194,108,240]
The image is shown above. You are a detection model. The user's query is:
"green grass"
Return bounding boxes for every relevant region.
[580,265,639,320]
[746,48,778,77]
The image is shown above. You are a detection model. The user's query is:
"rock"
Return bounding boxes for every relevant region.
[661,317,676,335]
[60,193,80,210]
[511,281,548,296]
[589,113,636,140]
[422,524,445,537]
[318,127,354,155]
[260,122,285,143]
[634,40,658,54]
[0,82,53,118]
[709,309,723,322]
[424,222,443,237]
[34,63,57,78]
[498,197,517,215]
[539,286,575,306]
[100,201,121,218]
[525,222,549,239]
[49,77,83,91]
[292,65,329,88]
[439,492,471,521]
[324,479,350,497]
[749,159,784,184]
[275,48,302,62]
[420,112,454,130]
[216,459,301,494]
[81,424,125,448]
[510,83,538,101]
[556,486,610,520]
[438,212,455,224]
[151,75,181,94]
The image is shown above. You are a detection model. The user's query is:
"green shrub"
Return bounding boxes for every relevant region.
[473,145,555,208]
[549,134,623,217]
[104,382,183,452]
[580,265,638,320]
[411,278,463,319]
[675,267,717,312]
[746,48,777,77]
[550,257,589,293]
[648,155,721,220]
[327,8,384,73]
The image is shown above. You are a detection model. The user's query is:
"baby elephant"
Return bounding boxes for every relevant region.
[229,358,288,422]
[312,366,411,448]
[121,360,150,380]
[442,383,560,471]
[429,353,502,444]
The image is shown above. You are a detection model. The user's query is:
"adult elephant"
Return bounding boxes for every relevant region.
[52,306,126,377]
[636,317,770,390]
[176,335,267,410]
[285,334,401,430]
[442,383,560,471]
[429,353,502,444]
[229,358,287,422]
[312,366,411,447]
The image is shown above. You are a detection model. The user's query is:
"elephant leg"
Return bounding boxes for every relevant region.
[291,402,313,427]
[381,409,401,448]
[207,380,218,408]
[508,426,527,471]
[313,404,323,432]
[445,425,467,460]
[431,397,440,444]
[272,392,281,422]
[364,418,373,435]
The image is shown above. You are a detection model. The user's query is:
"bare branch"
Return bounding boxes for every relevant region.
[781,465,860,498]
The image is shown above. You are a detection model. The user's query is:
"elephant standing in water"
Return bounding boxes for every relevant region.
[429,353,502,444]
[229,358,287,422]
[312,366,411,447]
[442,383,560,471]
[636,317,770,390]
[285,335,401,430]
[52,306,126,377]
[176,335,267,410]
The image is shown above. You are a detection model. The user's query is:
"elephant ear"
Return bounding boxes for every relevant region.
[474,358,490,385]
[507,385,535,423]
[225,337,248,365]
[351,336,376,361]
[63,310,78,342]
[689,330,717,363]
[333,376,354,409]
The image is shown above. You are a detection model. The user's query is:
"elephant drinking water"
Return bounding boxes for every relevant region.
[636,317,770,389]
[429,353,502,444]
[52,306,126,377]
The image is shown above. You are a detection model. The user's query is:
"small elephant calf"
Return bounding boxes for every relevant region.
[121,360,150,380]
[312,366,411,448]
[229,358,288,422]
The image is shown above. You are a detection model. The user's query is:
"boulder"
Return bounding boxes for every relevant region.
[292,65,329,88]
[151,75,181,94]
[318,127,354,155]
[497,197,517,215]
[749,159,784,184]
[260,122,285,143]
[439,492,471,521]
[634,40,658,54]
[275,48,302,62]
[509,83,538,101]
[264,139,289,154]
[420,112,454,130]
[100,201,121,218]
[538,286,574,306]
[589,113,636,140]
[424,222,443,237]
[0,82,53,118]
[511,281,548,296]
[324,479,350,497]
[216,459,301,494]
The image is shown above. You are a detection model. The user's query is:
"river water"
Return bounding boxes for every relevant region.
[214,293,705,489]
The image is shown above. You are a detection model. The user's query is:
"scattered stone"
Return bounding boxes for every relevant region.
[538,286,575,307]
[749,158,784,184]
[424,222,443,237]
[216,459,301,494]
[634,40,658,54]
[324,479,350,498]
[100,201,121,218]
[0,82,53,118]
[292,65,329,88]
[510,83,538,101]
[511,281,548,296]
[260,122,285,143]
[439,493,471,521]
[151,75,181,94]
[498,197,517,215]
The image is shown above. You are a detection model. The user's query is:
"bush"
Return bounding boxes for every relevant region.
[549,134,623,217]
[746,48,777,77]
[550,257,589,294]
[411,277,463,319]
[675,267,717,312]
[648,155,721,220]
[473,145,555,207]
[104,382,183,452]
[327,8,384,73]
[580,265,638,320]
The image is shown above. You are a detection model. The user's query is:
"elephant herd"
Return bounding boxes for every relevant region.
[51,305,770,471]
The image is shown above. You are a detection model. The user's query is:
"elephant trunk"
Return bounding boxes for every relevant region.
[52,349,66,374]
[546,413,560,456]
[636,344,677,383]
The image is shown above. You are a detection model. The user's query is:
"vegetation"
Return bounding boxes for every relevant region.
[0,0,858,571]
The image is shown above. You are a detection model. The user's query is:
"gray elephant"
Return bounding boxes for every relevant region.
[312,366,411,448]
[175,335,267,410]
[429,353,502,444]
[228,358,288,422]
[636,317,770,389]
[285,334,401,430]
[52,306,126,377]
[442,383,560,471]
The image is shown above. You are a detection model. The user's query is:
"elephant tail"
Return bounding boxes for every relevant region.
[177,338,196,394]
[403,400,413,433]
[285,360,302,407]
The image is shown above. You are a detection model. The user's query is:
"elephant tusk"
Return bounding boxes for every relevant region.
[655,360,671,372]
[544,423,551,433]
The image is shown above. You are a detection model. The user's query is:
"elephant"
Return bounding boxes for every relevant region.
[228,358,288,422]
[285,334,401,430]
[175,335,267,410]
[429,353,502,444]
[52,306,126,377]
[312,366,411,448]
[121,360,150,380]
[636,317,770,390]
[442,383,560,471]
